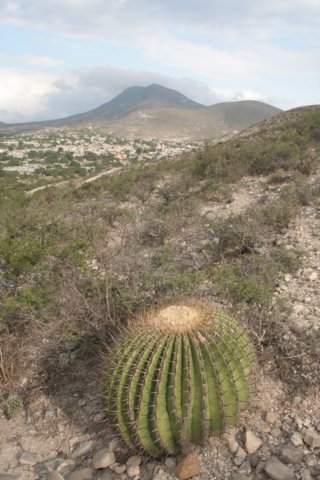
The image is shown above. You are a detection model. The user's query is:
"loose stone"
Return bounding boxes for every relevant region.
[304,429,320,448]
[56,459,76,475]
[228,437,239,454]
[93,412,105,423]
[19,451,42,466]
[92,449,115,469]
[48,473,65,480]
[71,441,93,459]
[290,432,303,447]
[265,411,278,424]
[264,457,295,480]
[127,465,140,477]
[175,453,202,480]
[231,474,250,480]
[126,456,142,467]
[66,468,93,480]
[112,464,126,474]
[301,469,312,480]
[239,460,251,476]
[245,431,262,454]
[280,443,304,464]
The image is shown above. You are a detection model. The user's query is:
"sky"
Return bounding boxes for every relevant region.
[0,0,319,123]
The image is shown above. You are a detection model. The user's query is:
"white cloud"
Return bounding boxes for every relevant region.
[21,54,64,66]
[0,69,59,122]
[0,65,285,123]
[0,1,319,120]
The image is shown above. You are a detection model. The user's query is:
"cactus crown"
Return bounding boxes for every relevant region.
[104,303,256,457]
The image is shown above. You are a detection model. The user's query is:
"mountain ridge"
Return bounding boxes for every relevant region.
[0,84,282,139]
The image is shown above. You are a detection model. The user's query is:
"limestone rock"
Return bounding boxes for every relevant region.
[111,463,126,474]
[245,431,262,454]
[280,443,304,464]
[264,457,295,480]
[304,429,320,448]
[66,468,93,480]
[175,453,202,480]
[48,473,65,480]
[290,432,303,447]
[71,441,93,459]
[127,465,140,477]
[126,455,142,467]
[265,411,278,424]
[19,451,42,466]
[92,449,115,469]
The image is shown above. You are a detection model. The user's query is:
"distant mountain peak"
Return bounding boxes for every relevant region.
[0,84,282,139]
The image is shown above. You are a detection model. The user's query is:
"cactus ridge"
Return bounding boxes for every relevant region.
[104,303,257,456]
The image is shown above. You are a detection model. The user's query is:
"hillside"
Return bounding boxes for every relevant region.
[0,84,281,139]
[0,106,319,479]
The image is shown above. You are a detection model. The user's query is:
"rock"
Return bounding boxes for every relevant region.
[127,465,140,477]
[66,468,93,480]
[236,446,247,458]
[292,396,302,406]
[290,432,303,447]
[97,473,117,480]
[228,437,239,454]
[165,457,176,469]
[234,456,245,467]
[239,460,251,475]
[56,459,76,475]
[280,443,304,464]
[265,411,278,424]
[175,453,202,479]
[19,451,43,465]
[92,449,115,469]
[264,457,295,480]
[71,441,93,458]
[0,476,19,480]
[309,271,318,281]
[107,438,119,452]
[48,473,65,480]
[248,453,260,468]
[152,466,172,480]
[93,412,105,423]
[112,464,126,474]
[304,429,320,448]
[245,431,262,454]
[126,456,142,467]
[293,304,304,314]
[271,427,282,438]
[301,469,312,480]
[231,474,250,480]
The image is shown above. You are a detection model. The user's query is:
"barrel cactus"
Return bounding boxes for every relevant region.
[104,303,256,456]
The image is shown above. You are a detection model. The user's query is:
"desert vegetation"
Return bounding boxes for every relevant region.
[0,107,319,413]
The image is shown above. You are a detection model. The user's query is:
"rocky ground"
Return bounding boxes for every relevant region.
[1,172,319,480]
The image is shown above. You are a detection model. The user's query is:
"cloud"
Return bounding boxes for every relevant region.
[0,68,59,122]
[21,54,64,66]
[0,1,319,121]
[0,64,284,123]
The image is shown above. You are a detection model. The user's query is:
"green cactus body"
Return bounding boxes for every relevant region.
[104,304,256,456]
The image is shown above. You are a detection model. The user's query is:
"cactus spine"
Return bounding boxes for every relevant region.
[104,304,256,456]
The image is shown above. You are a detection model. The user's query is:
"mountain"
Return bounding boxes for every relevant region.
[0,84,282,139]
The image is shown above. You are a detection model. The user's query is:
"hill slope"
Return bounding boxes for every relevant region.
[0,105,319,479]
[0,84,281,139]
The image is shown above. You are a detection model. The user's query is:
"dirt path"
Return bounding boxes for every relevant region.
[199,175,268,219]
